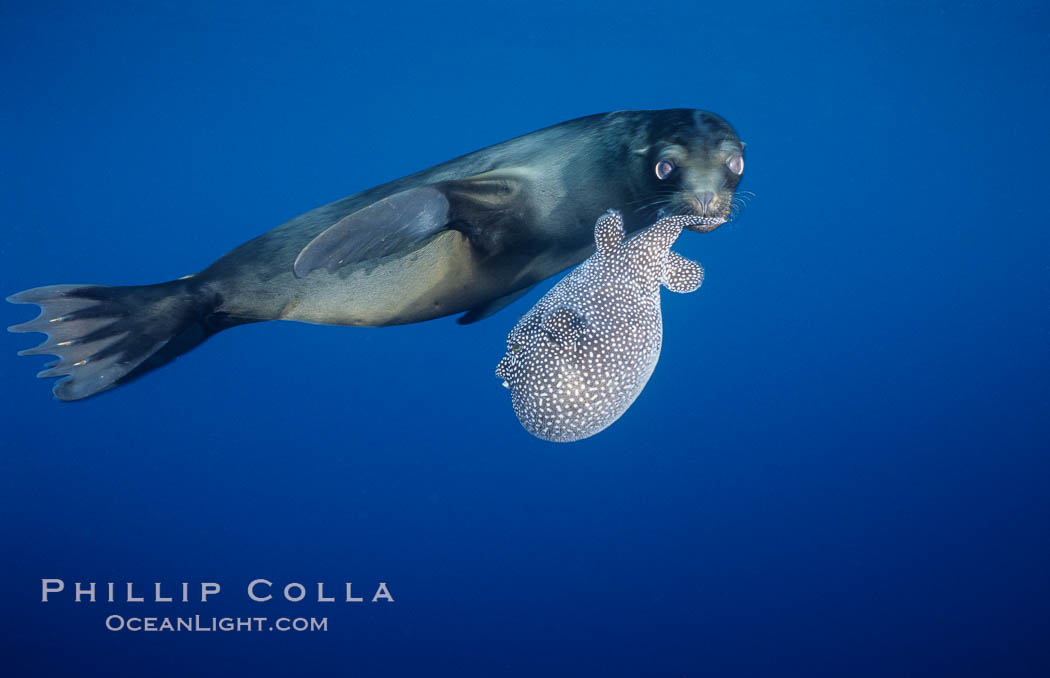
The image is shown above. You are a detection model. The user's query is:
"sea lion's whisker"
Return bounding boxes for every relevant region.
[626,191,677,207]
[633,197,673,214]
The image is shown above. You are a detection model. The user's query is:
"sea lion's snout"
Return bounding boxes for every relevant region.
[697,191,716,215]
[693,189,729,219]
[659,188,731,232]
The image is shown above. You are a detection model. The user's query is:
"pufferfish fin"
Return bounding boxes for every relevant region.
[661,251,704,293]
[542,304,587,346]
[293,169,530,277]
[593,210,625,256]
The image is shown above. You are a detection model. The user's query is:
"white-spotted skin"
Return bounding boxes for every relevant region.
[495,210,708,442]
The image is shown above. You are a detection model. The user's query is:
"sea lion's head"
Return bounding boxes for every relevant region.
[630,109,745,232]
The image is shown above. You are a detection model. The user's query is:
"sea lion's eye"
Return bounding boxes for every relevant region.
[655,159,675,180]
[727,153,744,175]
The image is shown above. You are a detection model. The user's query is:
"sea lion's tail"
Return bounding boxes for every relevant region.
[7,280,248,401]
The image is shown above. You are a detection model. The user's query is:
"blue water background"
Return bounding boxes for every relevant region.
[1,2,1047,675]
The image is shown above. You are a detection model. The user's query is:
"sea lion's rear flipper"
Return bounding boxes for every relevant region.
[457,285,535,325]
[8,281,245,401]
[293,171,529,277]
[661,252,704,293]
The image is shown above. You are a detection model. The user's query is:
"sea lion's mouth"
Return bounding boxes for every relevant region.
[655,208,728,233]
[655,193,733,232]
[683,215,727,233]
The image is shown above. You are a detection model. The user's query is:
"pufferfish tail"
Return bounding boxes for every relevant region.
[7,279,246,401]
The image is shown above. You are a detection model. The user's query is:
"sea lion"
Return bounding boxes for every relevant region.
[7,109,745,400]
[495,211,707,442]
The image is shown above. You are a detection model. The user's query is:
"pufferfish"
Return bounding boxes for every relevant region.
[495,210,714,442]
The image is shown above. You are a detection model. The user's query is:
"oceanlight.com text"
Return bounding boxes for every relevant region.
[105,615,328,632]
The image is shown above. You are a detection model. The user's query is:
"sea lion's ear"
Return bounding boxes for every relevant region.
[293,170,528,277]
[542,305,586,346]
[661,251,704,293]
[594,210,624,256]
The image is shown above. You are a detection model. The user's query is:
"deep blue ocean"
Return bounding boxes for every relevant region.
[2,2,1047,676]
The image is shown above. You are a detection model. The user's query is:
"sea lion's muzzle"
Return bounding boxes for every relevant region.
[662,190,732,231]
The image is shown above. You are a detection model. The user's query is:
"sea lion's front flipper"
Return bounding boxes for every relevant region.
[293,171,529,277]
[457,285,535,325]
[661,251,704,293]
[293,186,451,277]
